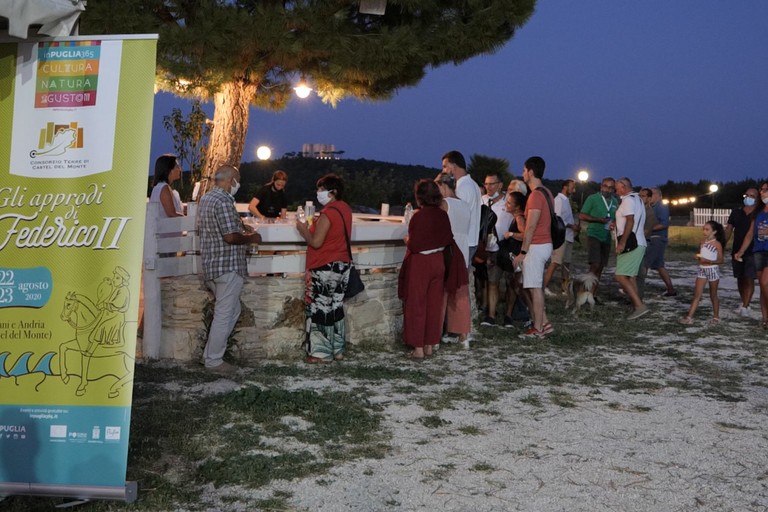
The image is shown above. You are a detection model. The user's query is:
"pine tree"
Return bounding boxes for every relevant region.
[81,1,536,193]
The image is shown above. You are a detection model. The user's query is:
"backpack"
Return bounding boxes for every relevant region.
[473,203,498,265]
[496,218,522,272]
[537,187,566,250]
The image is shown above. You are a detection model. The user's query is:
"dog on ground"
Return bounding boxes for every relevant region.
[565,272,599,313]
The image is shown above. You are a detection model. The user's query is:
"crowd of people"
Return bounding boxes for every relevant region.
[161,154,767,371]
[396,152,768,357]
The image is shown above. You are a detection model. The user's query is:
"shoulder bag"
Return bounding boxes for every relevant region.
[328,206,365,299]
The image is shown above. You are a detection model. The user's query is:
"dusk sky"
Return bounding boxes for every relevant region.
[149,0,768,187]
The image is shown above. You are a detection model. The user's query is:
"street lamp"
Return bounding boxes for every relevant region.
[577,169,590,207]
[293,76,313,99]
[709,183,719,220]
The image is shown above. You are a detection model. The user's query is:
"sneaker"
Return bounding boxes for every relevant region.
[461,336,473,350]
[441,333,459,344]
[519,326,544,339]
[207,361,238,374]
[523,319,533,330]
[544,288,556,297]
[480,315,496,327]
[739,306,752,318]
[661,290,678,297]
[503,315,515,328]
[541,322,554,335]
[627,305,649,320]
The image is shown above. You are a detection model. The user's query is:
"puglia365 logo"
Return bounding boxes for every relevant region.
[30,121,84,158]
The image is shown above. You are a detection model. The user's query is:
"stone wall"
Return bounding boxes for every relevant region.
[143,270,403,362]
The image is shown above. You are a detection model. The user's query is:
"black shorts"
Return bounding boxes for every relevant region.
[587,236,610,267]
[732,252,757,279]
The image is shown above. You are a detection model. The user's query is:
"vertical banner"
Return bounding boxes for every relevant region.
[0,35,157,501]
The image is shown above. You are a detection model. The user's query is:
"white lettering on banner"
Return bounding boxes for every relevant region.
[0,213,131,251]
[27,183,105,213]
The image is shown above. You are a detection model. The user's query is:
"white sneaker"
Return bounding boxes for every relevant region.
[441,333,458,344]
[461,335,473,350]
[544,288,556,297]
[740,307,752,318]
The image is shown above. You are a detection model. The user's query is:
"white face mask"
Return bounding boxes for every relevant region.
[489,191,500,200]
[229,179,240,196]
[762,196,768,205]
[317,190,332,205]
[744,196,756,207]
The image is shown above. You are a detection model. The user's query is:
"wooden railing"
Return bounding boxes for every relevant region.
[142,202,407,358]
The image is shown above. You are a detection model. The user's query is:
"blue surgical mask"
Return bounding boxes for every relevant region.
[317,190,332,205]
[744,196,756,207]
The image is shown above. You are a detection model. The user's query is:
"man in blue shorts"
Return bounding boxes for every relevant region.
[645,187,677,297]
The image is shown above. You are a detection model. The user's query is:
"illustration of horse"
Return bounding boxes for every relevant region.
[0,351,56,391]
[59,290,134,398]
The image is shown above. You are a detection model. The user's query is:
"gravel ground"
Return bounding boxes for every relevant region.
[196,262,768,512]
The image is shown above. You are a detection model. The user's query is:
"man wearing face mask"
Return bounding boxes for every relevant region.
[726,187,758,316]
[197,165,261,373]
[646,187,677,297]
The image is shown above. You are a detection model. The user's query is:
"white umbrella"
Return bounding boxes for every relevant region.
[0,0,86,39]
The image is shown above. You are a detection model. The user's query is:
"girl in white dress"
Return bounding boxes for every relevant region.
[679,221,725,326]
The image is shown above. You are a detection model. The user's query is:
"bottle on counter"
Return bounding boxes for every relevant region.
[305,201,315,224]
[297,205,305,223]
[403,203,414,225]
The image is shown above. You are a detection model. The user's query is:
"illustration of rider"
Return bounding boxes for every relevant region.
[75,266,131,396]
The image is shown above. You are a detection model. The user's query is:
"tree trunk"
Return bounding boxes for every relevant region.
[199,80,257,196]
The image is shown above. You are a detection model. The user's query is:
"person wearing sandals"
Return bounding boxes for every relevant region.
[296,174,353,363]
[734,181,768,329]
[399,179,468,359]
[679,221,725,326]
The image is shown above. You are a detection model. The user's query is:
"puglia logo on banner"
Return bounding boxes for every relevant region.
[35,41,100,109]
[10,39,121,178]
[33,121,85,158]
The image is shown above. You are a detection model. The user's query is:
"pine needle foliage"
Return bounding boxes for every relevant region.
[80,1,537,183]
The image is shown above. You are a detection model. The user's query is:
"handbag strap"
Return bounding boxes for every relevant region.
[325,205,353,260]
[536,187,557,224]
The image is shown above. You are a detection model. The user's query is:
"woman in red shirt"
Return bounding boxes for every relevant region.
[296,174,353,363]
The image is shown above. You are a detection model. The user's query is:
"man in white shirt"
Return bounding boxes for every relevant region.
[614,177,648,320]
[480,172,514,326]
[543,179,580,295]
[442,151,481,265]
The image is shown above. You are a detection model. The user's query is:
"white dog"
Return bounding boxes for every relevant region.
[565,272,600,313]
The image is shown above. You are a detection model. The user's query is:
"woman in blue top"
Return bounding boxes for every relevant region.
[735,180,768,329]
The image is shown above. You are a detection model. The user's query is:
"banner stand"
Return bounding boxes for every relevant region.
[0,34,156,505]
[0,481,137,504]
